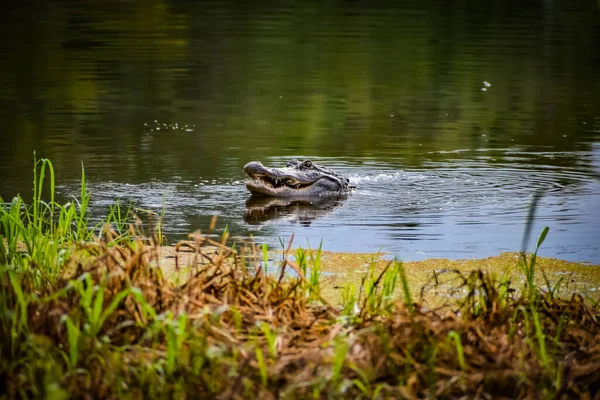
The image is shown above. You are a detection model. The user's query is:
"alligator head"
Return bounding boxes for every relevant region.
[243,159,355,197]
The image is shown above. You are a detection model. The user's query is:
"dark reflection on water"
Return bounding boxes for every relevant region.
[244,194,349,226]
[0,1,599,262]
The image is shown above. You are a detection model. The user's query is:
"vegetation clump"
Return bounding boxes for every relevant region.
[1,158,600,399]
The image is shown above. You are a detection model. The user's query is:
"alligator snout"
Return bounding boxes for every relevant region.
[243,159,354,197]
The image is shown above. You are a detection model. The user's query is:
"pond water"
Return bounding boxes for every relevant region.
[1,1,599,263]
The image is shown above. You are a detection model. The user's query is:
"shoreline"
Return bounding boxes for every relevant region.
[156,244,600,305]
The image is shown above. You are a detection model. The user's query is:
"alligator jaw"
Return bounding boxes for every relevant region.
[244,172,318,196]
[243,160,350,197]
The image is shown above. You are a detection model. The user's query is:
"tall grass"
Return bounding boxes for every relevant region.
[0,154,161,279]
[520,225,550,295]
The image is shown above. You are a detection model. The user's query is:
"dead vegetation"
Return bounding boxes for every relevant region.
[2,227,600,399]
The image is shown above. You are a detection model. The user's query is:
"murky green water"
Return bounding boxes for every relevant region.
[1,1,599,262]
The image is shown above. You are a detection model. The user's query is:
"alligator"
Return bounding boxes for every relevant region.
[243,159,355,197]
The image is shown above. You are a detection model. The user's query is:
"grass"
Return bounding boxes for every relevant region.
[1,158,600,398]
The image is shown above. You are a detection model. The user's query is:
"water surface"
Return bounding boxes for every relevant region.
[1,1,599,262]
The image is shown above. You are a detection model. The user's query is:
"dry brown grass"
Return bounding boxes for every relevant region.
[2,229,600,399]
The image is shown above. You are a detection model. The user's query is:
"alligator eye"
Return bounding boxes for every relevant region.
[303,160,313,168]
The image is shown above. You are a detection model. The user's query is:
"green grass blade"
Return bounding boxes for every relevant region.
[531,305,549,369]
[331,335,349,388]
[256,346,268,387]
[63,316,80,369]
[536,226,549,250]
[447,331,466,371]
[96,288,131,335]
[8,272,29,341]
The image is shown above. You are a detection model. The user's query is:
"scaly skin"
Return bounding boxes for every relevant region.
[243,159,354,196]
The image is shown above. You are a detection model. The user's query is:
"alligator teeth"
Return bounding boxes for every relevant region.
[250,176,304,189]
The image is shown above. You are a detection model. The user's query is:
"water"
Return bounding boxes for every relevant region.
[0,1,599,263]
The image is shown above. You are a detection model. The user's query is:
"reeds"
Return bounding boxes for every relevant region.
[1,158,600,399]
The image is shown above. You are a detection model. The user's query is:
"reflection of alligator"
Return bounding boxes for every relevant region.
[244,195,348,226]
[243,159,355,196]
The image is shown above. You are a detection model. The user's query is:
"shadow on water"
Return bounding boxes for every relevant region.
[244,194,349,226]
